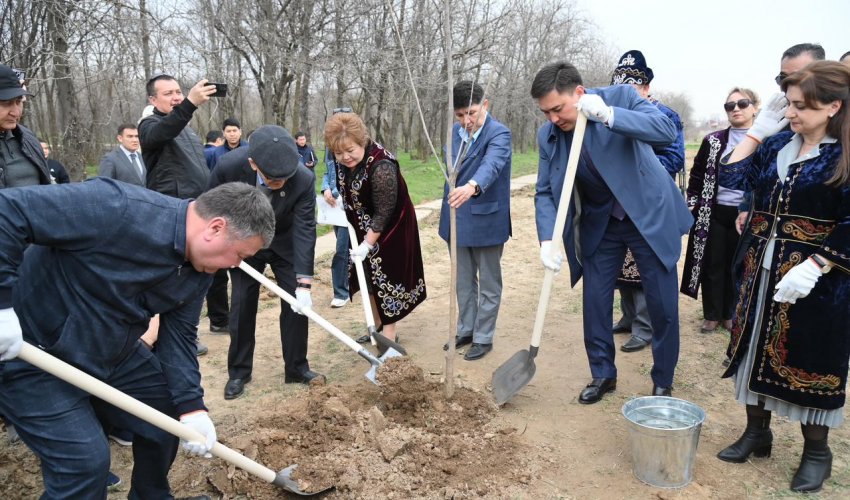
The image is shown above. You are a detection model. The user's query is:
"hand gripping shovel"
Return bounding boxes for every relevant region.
[347,223,407,357]
[17,342,329,496]
[237,261,402,385]
[491,114,587,406]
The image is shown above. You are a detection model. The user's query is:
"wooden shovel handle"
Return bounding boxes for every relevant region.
[530,114,588,349]
[18,342,277,483]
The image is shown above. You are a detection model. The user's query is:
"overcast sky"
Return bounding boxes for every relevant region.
[573,0,850,121]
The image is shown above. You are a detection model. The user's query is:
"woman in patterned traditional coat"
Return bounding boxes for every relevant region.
[323,112,426,345]
[715,61,850,494]
[681,88,759,333]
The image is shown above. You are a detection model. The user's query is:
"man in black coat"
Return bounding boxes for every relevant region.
[0,64,52,188]
[209,125,324,399]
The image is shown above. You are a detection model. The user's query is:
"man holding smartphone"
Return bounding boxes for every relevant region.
[139,74,217,357]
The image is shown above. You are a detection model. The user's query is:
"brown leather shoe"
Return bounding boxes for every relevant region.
[701,320,718,333]
[722,319,734,331]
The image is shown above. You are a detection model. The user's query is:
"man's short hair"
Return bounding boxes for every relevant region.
[782,43,825,61]
[530,62,583,99]
[206,130,223,143]
[195,183,275,247]
[294,131,307,140]
[146,74,176,97]
[117,123,137,135]
[453,80,484,109]
[222,117,241,130]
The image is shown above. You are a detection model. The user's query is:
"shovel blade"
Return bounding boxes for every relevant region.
[273,464,334,496]
[374,332,407,356]
[491,349,537,405]
[364,347,404,385]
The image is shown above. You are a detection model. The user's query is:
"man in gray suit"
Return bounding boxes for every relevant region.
[98,124,146,186]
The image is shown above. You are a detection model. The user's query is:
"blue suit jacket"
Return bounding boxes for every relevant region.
[535,85,693,286]
[438,115,512,247]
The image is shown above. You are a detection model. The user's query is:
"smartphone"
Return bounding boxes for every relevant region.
[209,82,228,98]
[12,68,25,83]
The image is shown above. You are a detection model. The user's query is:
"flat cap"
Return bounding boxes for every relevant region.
[248,125,300,180]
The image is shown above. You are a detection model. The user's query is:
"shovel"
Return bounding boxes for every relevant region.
[347,223,407,356]
[237,261,402,384]
[491,114,587,406]
[17,342,329,496]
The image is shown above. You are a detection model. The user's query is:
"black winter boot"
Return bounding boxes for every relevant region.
[717,404,772,463]
[791,433,832,493]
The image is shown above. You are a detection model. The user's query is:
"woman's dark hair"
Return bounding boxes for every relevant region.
[781,60,850,186]
[530,62,583,99]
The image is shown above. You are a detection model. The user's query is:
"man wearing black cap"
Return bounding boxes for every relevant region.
[209,124,324,399]
[0,64,52,188]
[608,50,685,354]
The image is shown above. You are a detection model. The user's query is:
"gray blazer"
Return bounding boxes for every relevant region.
[98,148,146,186]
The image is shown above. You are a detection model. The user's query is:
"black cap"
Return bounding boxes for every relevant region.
[248,125,300,180]
[0,64,33,100]
[610,50,654,85]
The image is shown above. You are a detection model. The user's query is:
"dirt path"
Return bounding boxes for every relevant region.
[1,185,848,499]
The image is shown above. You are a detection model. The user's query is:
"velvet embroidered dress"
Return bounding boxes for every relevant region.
[718,131,850,412]
[337,141,426,324]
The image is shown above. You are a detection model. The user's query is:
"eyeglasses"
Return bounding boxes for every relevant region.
[332,107,352,114]
[774,73,788,85]
[723,99,753,112]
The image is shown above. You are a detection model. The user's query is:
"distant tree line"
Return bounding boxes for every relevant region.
[2,0,701,180]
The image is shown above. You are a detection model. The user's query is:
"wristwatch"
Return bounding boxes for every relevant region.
[468,180,481,196]
[810,254,833,273]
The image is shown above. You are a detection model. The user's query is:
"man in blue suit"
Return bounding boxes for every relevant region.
[531,61,692,403]
[439,81,512,361]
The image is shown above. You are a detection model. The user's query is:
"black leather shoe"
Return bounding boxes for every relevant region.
[463,343,492,361]
[443,335,473,351]
[209,324,228,334]
[578,378,616,404]
[717,428,773,463]
[196,341,208,356]
[791,440,832,493]
[651,384,672,397]
[285,370,327,385]
[612,323,631,334]
[177,496,212,500]
[621,336,650,352]
[224,376,251,400]
[355,334,371,344]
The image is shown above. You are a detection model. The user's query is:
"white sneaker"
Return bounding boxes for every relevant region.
[330,297,350,308]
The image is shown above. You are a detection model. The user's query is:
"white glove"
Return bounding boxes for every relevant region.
[350,240,374,263]
[0,307,23,361]
[576,94,613,124]
[773,258,822,304]
[293,288,312,315]
[539,241,564,273]
[179,411,217,458]
[748,93,789,142]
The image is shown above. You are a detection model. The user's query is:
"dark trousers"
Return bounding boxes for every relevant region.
[582,217,680,387]
[227,249,310,380]
[205,268,230,327]
[702,204,739,321]
[0,343,179,499]
[331,226,350,300]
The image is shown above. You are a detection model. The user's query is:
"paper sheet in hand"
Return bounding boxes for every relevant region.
[316,195,348,227]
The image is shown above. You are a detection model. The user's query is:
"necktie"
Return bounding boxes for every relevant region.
[130,153,144,179]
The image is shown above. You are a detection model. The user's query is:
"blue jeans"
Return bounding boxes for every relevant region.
[332,226,350,300]
[0,342,180,499]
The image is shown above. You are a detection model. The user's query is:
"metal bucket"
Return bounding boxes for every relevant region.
[622,396,706,488]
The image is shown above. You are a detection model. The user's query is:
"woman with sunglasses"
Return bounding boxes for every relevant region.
[323,111,426,348]
[715,61,850,494]
[682,88,759,333]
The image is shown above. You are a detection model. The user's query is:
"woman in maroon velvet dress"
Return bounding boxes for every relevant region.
[323,112,426,343]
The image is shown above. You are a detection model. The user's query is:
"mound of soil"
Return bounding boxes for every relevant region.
[169,357,540,498]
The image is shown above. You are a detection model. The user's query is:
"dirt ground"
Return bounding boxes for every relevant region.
[1,184,848,499]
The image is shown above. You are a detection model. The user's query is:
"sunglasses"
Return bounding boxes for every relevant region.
[774,73,788,85]
[332,107,352,114]
[723,99,753,112]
